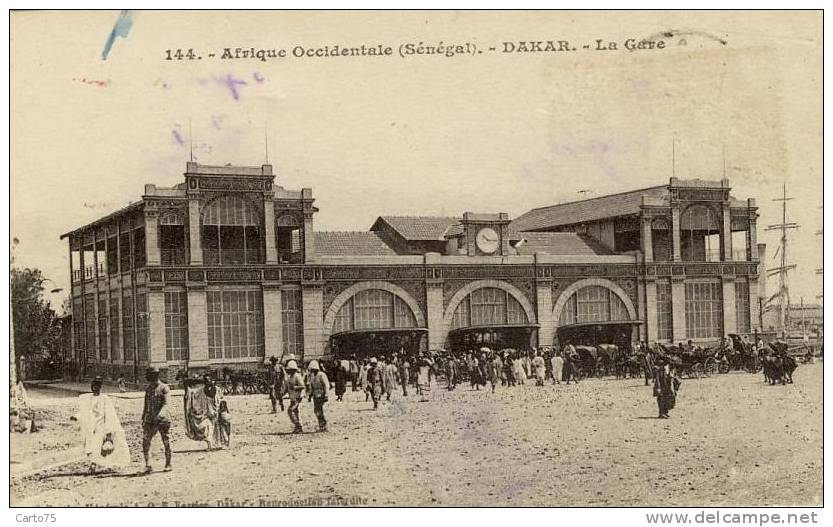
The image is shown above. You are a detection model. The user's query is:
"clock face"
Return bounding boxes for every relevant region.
[476,227,500,254]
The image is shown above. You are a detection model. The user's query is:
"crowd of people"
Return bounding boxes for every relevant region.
[76,334,812,475]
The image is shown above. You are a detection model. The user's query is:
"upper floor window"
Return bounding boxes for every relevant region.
[680,205,720,262]
[160,211,187,266]
[276,213,303,263]
[202,195,263,265]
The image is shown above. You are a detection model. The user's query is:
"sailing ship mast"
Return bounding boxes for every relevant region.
[764,183,799,338]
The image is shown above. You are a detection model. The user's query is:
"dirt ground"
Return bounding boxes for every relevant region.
[11,362,823,507]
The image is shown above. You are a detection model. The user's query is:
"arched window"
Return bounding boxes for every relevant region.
[680,205,720,262]
[558,285,630,326]
[201,196,263,265]
[450,287,528,330]
[332,289,417,334]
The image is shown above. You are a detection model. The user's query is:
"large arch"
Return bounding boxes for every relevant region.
[441,279,537,337]
[323,281,426,340]
[551,277,637,325]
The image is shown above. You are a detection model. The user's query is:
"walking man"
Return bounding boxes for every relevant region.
[282,360,305,433]
[366,358,384,410]
[653,359,681,418]
[268,356,285,413]
[399,355,411,396]
[307,360,330,432]
[141,367,172,473]
[551,351,564,385]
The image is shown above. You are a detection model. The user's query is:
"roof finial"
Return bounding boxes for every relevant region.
[264,121,269,164]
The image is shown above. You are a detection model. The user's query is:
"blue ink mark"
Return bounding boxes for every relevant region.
[253,72,265,83]
[217,74,247,100]
[102,11,134,60]
[172,129,185,146]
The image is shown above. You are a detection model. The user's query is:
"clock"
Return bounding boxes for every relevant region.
[475,227,500,254]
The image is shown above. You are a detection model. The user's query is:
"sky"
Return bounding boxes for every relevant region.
[10,10,823,310]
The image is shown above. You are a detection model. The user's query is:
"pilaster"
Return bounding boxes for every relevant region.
[721,278,737,336]
[671,278,686,342]
[188,198,202,265]
[147,287,166,367]
[671,206,682,261]
[262,284,283,359]
[302,285,325,360]
[535,280,554,347]
[187,285,209,365]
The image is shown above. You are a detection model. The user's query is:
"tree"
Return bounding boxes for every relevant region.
[11,267,60,381]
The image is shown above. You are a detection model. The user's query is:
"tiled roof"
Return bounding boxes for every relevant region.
[314,231,396,256]
[373,216,460,241]
[443,223,465,238]
[511,185,669,232]
[513,232,614,256]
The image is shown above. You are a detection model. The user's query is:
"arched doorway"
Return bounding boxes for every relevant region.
[323,282,427,360]
[443,280,538,352]
[553,279,639,350]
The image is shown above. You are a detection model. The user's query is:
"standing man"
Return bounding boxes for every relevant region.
[653,359,681,419]
[307,360,330,432]
[268,356,285,413]
[282,360,306,433]
[532,351,546,387]
[383,356,399,401]
[642,345,655,386]
[141,367,172,474]
[551,350,564,385]
[349,355,359,392]
[366,357,384,410]
[399,354,411,396]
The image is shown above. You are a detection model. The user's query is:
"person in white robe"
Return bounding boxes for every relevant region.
[76,377,131,473]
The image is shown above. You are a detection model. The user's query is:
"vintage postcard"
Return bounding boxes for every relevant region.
[9,10,823,511]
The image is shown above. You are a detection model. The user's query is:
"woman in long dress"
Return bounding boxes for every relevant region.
[417,353,433,401]
[76,377,131,474]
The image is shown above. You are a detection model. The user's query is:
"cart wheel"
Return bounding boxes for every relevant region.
[692,363,704,379]
[702,360,715,377]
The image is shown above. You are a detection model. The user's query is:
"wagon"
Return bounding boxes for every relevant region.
[657,344,716,379]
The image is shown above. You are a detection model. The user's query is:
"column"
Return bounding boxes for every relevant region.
[641,217,654,262]
[671,206,682,261]
[721,204,733,261]
[671,278,686,342]
[747,200,759,260]
[749,276,761,331]
[535,281,553,348]
[302,188,315,262]
[644,279,658,343]
[262,285,283,358]
[263,198,278,264]
[145,211,160,265]
[721,278,737,336]
[188,198,202,265]
[147,288,166,367]
[187,286,209,365]
[302,285,325,359]
[426,281,446,350]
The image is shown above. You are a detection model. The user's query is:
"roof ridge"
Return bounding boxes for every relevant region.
[380,215,459,219]
[520,184,668,215]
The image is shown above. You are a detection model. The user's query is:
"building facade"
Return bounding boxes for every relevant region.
[62,163,763,380]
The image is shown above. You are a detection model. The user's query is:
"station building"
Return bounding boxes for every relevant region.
[61,162,763,380]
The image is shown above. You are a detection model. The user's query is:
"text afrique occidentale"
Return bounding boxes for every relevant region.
[165,39,669,63]
[164,42,478,62]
